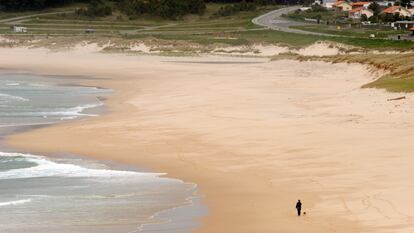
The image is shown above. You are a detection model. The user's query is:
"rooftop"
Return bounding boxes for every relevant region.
[382,6,406,13]
[351,2,370,6]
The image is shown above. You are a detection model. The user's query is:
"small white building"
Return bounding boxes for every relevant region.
[377,1,393,7]
[12,26,27,33]
[323,0,337,8]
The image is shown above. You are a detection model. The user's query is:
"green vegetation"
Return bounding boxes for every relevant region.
[284,3,413,42]
[76,0,113,18]
[1,2,414,93]
[0,0,75,11]
[230,29,414,49]
[118,0,206,19]
[290,25,402,38]
[0,3,276,35]
[215,1,257,16]
[286,5,340,22]
[314,54,414,92]
[1,1,414,51]
[0,0,281,19]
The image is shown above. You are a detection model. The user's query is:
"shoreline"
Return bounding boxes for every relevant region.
[0,71,205,233]
[3,46,414,233]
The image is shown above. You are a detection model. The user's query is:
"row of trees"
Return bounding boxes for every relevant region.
[118,0,206,19]
[0,0,80,11]
[76,0,112,17]
[206,0,290,4]
[1,0,282,19]
[214,0,284,17]
[215,1,257,16]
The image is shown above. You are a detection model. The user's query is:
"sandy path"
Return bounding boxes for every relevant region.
[2,47,414,233]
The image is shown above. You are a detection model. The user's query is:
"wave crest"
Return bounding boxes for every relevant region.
[0,199,31,207]
[0,152,163,180]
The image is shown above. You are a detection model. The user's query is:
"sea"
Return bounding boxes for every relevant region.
[0,72,206,233]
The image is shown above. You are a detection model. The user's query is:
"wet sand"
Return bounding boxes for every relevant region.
[3,47,414,233]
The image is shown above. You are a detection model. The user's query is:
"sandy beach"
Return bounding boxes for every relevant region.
[2,46,414,233]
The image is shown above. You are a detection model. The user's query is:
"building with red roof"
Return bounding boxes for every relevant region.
[382,6,412,17]
[349,7,374,19]
[351,2,372,9]
[333,1,353,11]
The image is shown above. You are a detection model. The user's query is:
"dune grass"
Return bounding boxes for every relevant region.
[315,53,414,92]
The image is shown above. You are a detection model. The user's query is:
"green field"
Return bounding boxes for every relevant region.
[1,3,414,50]
[290,24,403,38]
[0,3,268,36]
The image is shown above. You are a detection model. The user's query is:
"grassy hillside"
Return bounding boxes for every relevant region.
[1,2,414,50]
[301,53,414,92]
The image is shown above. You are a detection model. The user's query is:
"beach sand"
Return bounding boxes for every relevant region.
[2,46,414,233]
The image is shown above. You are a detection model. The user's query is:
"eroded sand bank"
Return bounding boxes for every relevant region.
[2,47,414,233]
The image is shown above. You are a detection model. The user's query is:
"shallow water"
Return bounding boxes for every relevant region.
[0,73,108,127]
[0,72,205,233]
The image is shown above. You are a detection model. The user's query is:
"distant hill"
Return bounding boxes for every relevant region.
[0,0,82,11]
[0,0,298,19]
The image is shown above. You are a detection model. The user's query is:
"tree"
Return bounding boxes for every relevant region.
[119,0,206,19]
[0,0,75,11]
[380,12,400,22]
[361,14,368,21]
[368,2,381,16]
[368,15,379,23]
[311,4,327,12]
[401,0,411,7]
[188,0,206,14]
[75,0,112,17]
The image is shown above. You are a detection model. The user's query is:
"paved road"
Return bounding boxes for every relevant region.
[252,6,335,36]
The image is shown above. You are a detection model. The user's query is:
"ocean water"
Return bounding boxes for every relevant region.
[0,74,108,127]
[0,72,205,233]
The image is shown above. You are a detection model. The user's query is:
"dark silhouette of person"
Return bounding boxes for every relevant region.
[296,200,302,216]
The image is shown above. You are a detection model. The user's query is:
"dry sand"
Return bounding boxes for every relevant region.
[2,46,414,233]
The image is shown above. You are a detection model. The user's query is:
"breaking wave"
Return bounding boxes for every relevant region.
[0,152,163,180]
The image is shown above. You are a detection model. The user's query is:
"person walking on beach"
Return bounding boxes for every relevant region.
[296,200,302,216]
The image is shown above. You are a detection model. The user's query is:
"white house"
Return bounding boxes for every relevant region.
[382,6,412,17]
[349,7,374,19]
[333,1,353,11]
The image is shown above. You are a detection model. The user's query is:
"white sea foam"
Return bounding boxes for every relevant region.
[6,83,20,86]
[38,103,103,119]
[0,152,163,180]
[28,83,46,87]
[59,116,78,120]
[0,199,31,207]
[0,93,29,102]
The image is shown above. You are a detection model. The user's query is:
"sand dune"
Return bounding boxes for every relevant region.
[2,47,414,233]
